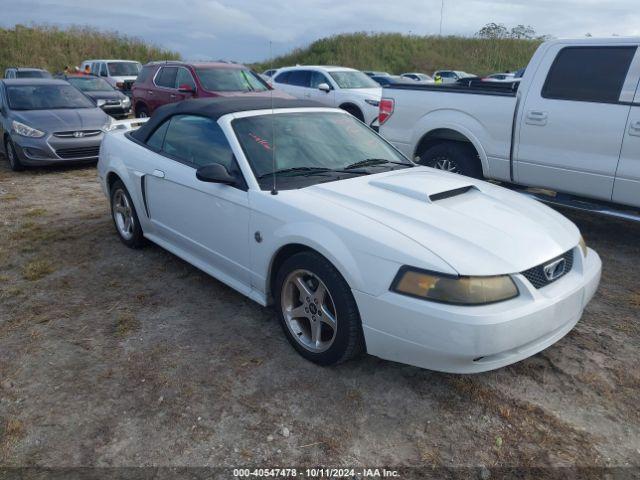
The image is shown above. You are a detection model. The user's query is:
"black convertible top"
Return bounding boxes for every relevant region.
[131,97,323,142]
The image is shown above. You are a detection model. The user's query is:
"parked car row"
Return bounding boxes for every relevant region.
[2,38,614,375]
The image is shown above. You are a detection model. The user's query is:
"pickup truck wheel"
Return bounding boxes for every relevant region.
[419,141,483,179]
[110,180,146,248]
[275,251,365,366]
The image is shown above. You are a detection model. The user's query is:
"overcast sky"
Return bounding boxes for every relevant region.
[2,0,639,62]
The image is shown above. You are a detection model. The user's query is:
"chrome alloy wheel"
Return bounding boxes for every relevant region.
[281,269,337,353]
[112,189,135,241]
[433,156,459,173]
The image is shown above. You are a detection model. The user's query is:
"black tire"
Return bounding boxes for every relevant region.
[109,180,146,248]
[5,138,24,172]
[275,251,365,366]
[340,105,364,122]
[418,141,483,179]
[135,104,149,118]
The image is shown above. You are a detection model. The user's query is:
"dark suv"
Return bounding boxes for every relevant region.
[131,61,291,117]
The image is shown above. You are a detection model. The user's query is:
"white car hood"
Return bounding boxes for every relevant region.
[306,168,579,276]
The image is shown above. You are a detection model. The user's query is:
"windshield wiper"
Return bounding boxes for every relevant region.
[345,158,408,169]
[257,167,333,179]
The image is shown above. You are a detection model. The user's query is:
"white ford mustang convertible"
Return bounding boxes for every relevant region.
[98,98,601,373]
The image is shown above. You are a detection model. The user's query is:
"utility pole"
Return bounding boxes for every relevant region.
[439,0,444,36]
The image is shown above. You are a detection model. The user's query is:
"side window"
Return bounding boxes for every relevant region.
[100,63,108,77]
[175,68,196,89]
[287,70,311,88]
[136,65,154,83]
[542,46,637,104]
[146,120,170,150]
[274,71,290,84]
[310,71,330,88]
[162,115,235,170]
[155,67,178,88]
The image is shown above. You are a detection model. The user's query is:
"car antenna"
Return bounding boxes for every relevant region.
[270,40,278,196]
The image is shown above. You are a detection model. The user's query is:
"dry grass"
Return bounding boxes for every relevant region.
[115,311,141,337]
[24,208,47,218]
[22,259,54,281]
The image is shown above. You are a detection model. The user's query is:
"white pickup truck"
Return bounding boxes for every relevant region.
[379,37,640,218]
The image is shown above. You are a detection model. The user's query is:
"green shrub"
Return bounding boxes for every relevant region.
[0,24,181,74]
[254,32,541,76]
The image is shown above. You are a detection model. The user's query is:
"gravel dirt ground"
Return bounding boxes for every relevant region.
[0,162,639,477]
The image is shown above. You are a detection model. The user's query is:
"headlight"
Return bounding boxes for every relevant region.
[365,99,380,107]
[391,268,519,305]
[122,97,131,105]
[102,121,117,133]
[579,236,588,258]
[12,120,45,138]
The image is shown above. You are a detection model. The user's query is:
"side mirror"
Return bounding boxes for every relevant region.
[178,84,195,94]
[96,99,107,108]
[196,163,236,185]
[318,83,331,93]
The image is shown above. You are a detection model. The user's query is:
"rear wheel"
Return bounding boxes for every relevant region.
[5,138,24,172]
[275,251,365,366]
[418,141,483,179]
[110,180,145,248]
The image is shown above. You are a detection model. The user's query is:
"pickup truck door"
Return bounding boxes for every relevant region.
[515,44,639,202]
[613,83,640,208]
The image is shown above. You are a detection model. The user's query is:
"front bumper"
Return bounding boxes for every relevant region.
[101,105,132,119]
[12,132,103,166]
[355,247,602,373]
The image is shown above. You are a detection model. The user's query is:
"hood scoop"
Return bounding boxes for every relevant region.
[429,185,476,202]
[369,174,478,203]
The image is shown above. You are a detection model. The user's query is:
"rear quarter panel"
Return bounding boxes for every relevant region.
[380,87,518,181]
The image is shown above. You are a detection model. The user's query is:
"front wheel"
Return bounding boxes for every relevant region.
[135,105,149,118]
[418,141,483,179]
[5,138,24,172]
[275,251,365,366]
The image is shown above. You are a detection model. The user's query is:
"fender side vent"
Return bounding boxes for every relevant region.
[429,185,475,202]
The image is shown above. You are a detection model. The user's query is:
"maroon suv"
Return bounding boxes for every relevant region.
[131,61,291,117]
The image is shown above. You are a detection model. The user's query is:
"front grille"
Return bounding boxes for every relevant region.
[53,130,101,138]
[104,100,121,106]
[521,250,574,289]
[55,146,100,159]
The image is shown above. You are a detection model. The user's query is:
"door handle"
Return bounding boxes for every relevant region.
[630,120,640,136]
[147,90,154,95]
[525,110,548,126]
[152,169,165,178]
[170,94,176,99]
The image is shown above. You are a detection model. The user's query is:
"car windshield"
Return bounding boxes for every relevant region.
[195,68,269,92]
[67,77,113,91]
[107,62,141,76]
[16,70,51,79]
[329,71,380,89]
[6,84,96,110]
[233,111,411,189]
